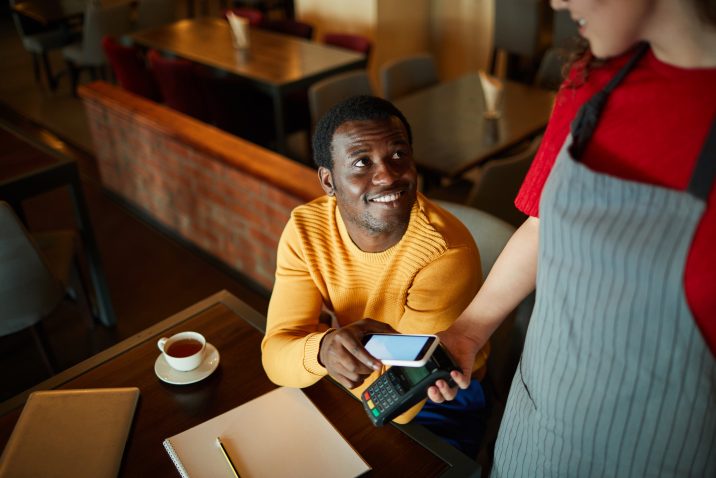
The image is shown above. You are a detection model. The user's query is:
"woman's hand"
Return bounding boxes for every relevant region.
[427,327,485,402]
[319,318,395,389]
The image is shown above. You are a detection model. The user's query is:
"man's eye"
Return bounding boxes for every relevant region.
[354,158,370,168]
[392,151,405,160]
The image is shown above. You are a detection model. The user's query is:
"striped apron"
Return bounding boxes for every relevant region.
[493,45,716,477]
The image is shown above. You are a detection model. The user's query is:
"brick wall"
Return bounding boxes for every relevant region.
[79,82,323,291]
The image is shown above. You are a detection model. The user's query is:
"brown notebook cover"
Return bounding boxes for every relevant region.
[0,388,140,478]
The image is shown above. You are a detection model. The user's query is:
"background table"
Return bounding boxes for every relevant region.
[130,18,366,155]
[0,291,480,477]
[395,72,555,181]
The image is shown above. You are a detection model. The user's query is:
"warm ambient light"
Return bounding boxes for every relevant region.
[38,130,70,153]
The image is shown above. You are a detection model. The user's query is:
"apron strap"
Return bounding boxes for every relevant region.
[688,114,716,200]
[569,43,650,160]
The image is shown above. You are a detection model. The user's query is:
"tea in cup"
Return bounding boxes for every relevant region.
[157,331,206,372]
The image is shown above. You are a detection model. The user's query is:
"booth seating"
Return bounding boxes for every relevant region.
[147,49,210,122]
[79,82,323,290]
[102,36,161,102]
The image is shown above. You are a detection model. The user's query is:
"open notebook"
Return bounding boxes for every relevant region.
[0,388,140,478]
[163,387,371,478]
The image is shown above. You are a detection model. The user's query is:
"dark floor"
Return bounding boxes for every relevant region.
[0,119,270,402]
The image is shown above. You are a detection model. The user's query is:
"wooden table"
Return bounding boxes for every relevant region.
[0,154,116,326]
[394,73,555,181]
[130,17,366,155]
[0,291,480,477]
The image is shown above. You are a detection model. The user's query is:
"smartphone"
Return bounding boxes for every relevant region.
[362,333,440,367]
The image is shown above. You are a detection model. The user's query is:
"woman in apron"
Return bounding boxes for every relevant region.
[428,0,716,476]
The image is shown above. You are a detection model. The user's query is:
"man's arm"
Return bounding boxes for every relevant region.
[261,219,331,387]
[372,238,483,424]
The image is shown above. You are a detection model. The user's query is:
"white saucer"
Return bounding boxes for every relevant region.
[154,343,220,385]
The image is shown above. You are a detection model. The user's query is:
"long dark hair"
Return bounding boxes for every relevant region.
[563,0,716,88]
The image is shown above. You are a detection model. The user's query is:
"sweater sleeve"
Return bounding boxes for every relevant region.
[378,243,486,425]
[402,245,488,372]
[261,216,330,387]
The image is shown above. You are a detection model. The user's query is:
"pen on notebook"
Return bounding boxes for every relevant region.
[216,437,240,477]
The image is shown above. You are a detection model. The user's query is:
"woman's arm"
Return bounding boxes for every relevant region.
[428,216,540,402]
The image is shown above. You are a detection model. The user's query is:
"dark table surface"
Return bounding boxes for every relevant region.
[0,291,480,477]
[130,17,366,155]
[395,73,555,180]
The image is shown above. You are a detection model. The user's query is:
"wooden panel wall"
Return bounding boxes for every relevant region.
[295,0,494,86]
[79,82,323,290]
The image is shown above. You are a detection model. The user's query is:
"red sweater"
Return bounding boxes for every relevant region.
[515,47,716,354]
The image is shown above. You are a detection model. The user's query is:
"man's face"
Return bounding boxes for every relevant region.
[320,117,418,244]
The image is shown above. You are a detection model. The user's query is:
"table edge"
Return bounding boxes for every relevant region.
[0,290,256,415]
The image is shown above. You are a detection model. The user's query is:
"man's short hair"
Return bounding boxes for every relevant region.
[312,95,413,171]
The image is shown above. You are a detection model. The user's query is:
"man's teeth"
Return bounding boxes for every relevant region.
[372,192,401,203]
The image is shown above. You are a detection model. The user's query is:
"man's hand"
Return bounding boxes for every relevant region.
[319,318,395,389]
[427,326,485,402]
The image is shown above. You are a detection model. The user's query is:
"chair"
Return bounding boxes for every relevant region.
[9,0,73,90]
[62,2,133,94]
[260,19,313,39]
[135,0,176,31]
[102,36,161,101]
[534,11,579,90]
[194,66,275,144]
[433,201,514,280]
[380,53,438,101]
[491,0,549,82]
[553,9,579,48]
[147,50,210,122]
[308,70,372,127]
[323,32,372,58]
[465,136,542,227]
[534,47,565,91]
[224,7,264,26]
[0,202,93,375]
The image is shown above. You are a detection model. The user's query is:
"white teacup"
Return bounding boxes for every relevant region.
[157,331,206,372]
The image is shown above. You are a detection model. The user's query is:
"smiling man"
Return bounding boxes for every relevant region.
[261,96,490,456]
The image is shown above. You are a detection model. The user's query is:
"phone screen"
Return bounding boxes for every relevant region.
[364,334,434,361]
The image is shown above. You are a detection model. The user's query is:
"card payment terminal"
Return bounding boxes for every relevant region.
[361,344,459,426]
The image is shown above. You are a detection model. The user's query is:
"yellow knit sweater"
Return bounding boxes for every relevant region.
[261,193,489,423]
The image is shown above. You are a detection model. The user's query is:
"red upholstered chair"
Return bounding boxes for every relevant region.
[323,33,372,57]
[102,36,161,101]
[194,66,276,146]
[147,50,209,122]
[223,7,264,26]
[260,19,313,39]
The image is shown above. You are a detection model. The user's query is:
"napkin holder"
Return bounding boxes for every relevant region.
[478,71,504,120]
[227,12,250,50]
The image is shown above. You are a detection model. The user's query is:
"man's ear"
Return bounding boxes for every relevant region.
[318,167,335,196]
